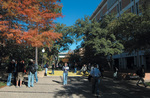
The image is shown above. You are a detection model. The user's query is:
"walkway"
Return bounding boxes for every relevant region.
[0,73,150,98]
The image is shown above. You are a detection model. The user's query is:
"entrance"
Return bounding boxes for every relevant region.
[114,59,119,68]
[146,56,150,70]
[126,57,134,69]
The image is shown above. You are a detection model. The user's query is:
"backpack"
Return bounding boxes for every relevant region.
[30,64,36,74]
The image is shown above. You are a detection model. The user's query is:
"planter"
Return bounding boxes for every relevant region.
[37,70,45,78]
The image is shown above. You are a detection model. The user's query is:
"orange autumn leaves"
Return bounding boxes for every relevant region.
[0,0,63,47]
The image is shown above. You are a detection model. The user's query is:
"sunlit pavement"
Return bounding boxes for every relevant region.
[0,74,150,98]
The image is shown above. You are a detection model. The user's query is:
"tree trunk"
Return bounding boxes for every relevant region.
[35,47,38,65]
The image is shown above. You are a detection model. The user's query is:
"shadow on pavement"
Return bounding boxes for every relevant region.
[53,76,150,98]
[53,76,95,98]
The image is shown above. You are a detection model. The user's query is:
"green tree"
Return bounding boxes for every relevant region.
[73,16,124,65]
[47,23,74,65]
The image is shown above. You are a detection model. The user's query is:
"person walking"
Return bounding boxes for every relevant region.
[16,59,25,88]
[52,63,55,74]
[62,63,69,85]
[27,59,35,88]
[74,63,77,73]
[90,64,101,97]
[136,65,147,87]
[113,66,118,79]
[13,61,17,85]
[44,63,49,76]
[81,64,87,75]
[34,61,38,83]
[7,59,15,86]
[87,63,91,73]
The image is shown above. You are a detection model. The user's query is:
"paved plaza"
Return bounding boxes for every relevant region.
[0,75,150,98]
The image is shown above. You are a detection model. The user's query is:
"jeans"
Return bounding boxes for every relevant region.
[52,69,54,74]
[74,68,77,73]
[92,77,100,95]
[45,68,48,74]
[7,73,12,86]
[34,71,38,82]
[137,77,146,86]
[63,73,68,85]
[28,72,34,87]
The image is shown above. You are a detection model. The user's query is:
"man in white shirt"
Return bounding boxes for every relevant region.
[90,64,101,97]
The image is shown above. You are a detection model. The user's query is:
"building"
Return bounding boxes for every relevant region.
[58,52,68,59]
[90,0,150,70]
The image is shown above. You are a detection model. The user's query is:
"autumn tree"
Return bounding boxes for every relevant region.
[0,0,63,63]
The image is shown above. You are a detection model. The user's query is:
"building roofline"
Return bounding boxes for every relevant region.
[90,0,105,20]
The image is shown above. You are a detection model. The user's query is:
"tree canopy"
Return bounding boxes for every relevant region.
[0,0,63,48]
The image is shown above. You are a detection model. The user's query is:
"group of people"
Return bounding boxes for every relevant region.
[7,59,38,88]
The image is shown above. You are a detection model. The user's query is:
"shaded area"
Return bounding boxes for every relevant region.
[53,76,150,98]
[53,76,94,98]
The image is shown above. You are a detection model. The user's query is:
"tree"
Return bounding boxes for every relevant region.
[47,23,74,65]
[72,16,124,65]
[108,1,150,67]
[108,1,150,52]
[0,0,63,63]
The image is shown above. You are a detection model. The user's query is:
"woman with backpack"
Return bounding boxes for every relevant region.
[27,59,35,88]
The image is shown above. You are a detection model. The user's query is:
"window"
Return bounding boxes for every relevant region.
[130,0,134,2]
[131,5,134,13]
[119,1,122,11]
[136,2,139,14]
[100,11,103,18]
[117,4,119,13]
[107,0,118,9]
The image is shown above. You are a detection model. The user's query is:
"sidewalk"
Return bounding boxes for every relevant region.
[0,73,150,98]
[0,76,95,98]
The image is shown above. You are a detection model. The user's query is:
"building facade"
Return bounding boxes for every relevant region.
[90,0,150,70]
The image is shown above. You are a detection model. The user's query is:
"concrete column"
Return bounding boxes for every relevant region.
[138,55,141,67]
[141,55,144,65]
[134,56,136,66]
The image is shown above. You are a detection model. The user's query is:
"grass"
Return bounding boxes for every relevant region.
[0,82,6,88]
[145,82,150,86]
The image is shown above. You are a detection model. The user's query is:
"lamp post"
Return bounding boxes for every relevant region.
[42,48,45,67]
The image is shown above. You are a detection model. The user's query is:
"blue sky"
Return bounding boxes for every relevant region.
[56,0,101,52]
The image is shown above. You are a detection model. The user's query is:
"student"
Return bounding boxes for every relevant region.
[52,63,55,74]
[62,63,69,85]
[81,64,87,75]
[90,64,101,97]
[34,61,38,83]
[27,59,35,88]
[16,60,25,88]
[7,59,15,86]
[113,66,118,79]
[136,65,147,87]
[44,63,49,76]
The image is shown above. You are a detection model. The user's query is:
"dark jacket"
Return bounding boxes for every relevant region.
[139,67,145,77]
[16,62,25,73]
[7,62,15,73]
[52,64,54,70]
[27,62,33,73]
